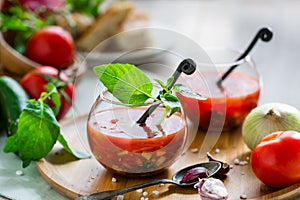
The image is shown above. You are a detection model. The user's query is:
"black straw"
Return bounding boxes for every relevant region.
[136,58,197,124]
[217,27,273,86]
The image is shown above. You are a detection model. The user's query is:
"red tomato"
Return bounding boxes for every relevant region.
[250,130,300,188]
[1,0,13,10]
[20,66,74,120]
[19,0,64,11]
[25,26,75,69]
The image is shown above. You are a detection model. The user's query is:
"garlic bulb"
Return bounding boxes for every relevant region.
[242,103,300,150]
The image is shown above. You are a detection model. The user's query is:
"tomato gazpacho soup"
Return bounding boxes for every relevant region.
[177,72,260,131]
[87,107,186,176]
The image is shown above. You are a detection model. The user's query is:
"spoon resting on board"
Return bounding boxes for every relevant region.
[75,161,222,200]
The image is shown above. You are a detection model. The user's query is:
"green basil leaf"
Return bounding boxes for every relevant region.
[45,83,61,116]
[173,84,207,100]
[57,134,90,159]
[4,101,60,168]
[154,79,166,90]
[166,76,174,89]
[93,63,153,104]
[159,91,180,116]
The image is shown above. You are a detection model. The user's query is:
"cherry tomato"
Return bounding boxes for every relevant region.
[250,130,300,188]
[19,0,64,11]
[25,26,75,69]
[1,0,13,10]
[20,66,74,120]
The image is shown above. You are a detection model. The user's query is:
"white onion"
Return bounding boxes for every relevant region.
[242,102,300,150]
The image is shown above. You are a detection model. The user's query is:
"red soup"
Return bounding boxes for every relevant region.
[87,107,186,176]
[177,72,260,131]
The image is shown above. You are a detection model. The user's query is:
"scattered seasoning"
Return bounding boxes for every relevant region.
[246,156,250,161]
[111,177,117,182]
[117,195,124,200]
[136,189,143,193]
[15,170,24,176]
[142,191,148,196]
[190,148,199,153]
[159,183,165,187]
[234,158,240,165]
[239,161,248,166]
[152,190,160,195]
[215,148,220,153]
[240,193,247,199]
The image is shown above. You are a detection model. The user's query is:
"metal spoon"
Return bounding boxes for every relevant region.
[75,161,222,200]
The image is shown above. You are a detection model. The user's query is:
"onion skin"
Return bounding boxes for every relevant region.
[242,103,300,150]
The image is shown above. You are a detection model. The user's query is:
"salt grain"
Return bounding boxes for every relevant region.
[215,148,220,153]
[234,158,240,165]
[16,170,24,176]
[111,177,117,182]
[239,161,248,166]
[117,195,124,200]
[152,190,160,195]
[240,193,247,199]
[142,191,148,196]
[136,189,143,193]
[190,148,198,153]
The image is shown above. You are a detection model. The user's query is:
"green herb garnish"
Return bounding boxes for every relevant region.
[93,63,206,122]
[0,6,54,53]
[66,0,104,17]
[3,83,89,168]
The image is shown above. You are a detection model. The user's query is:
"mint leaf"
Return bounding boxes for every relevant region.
[173,84,207,100]
[4,101,60,168]
[93,64,153,104]
[159,92,181,116]
[58,134,90,159]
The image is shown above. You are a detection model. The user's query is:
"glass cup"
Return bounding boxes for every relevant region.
[177,47,261,132]
[87,87,188,177]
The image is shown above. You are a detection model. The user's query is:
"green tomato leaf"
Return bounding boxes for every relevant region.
[57,134,90,159]
[93,63,153,104]
[173,84,207,100]
[159,91,181,116]
[3,101,60,168]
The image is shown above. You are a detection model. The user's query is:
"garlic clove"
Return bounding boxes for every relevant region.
[194,178,228,200]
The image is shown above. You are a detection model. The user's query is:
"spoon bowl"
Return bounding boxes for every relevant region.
[75,161,222,200]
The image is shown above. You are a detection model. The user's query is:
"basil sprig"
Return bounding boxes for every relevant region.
[93,63,206,121]
[4,83,89,168]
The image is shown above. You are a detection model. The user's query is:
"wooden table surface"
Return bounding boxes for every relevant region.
[35,115,300,200]
[1,0,300,199]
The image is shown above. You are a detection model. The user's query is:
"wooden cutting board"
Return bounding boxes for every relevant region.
[36,115,300,200]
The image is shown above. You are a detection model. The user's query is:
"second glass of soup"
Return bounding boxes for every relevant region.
[177,47,261,132]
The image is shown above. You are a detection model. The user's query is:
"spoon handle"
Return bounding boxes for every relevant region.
[75,179,175,200]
